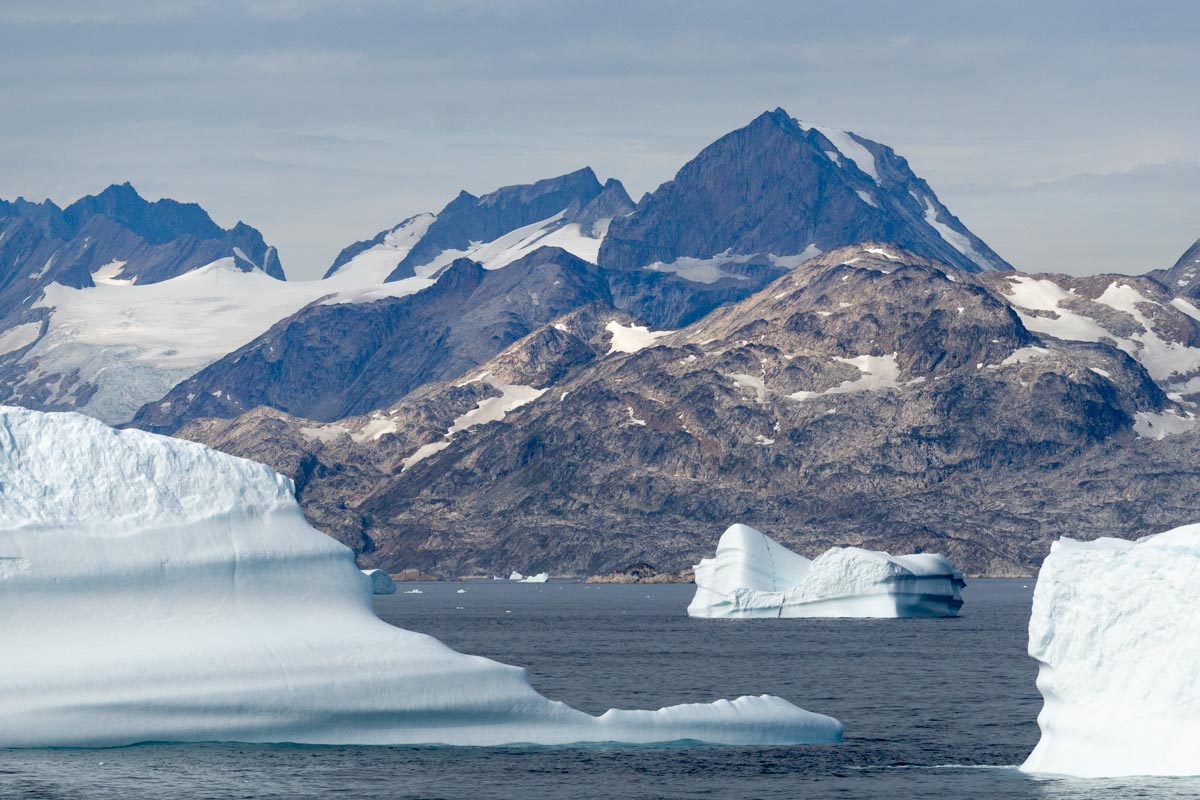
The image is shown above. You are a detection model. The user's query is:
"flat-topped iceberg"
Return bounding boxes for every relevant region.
[1022,526,1200,777]
[0,407,842,748]
[362,568,397,594]
[688,524,965,618]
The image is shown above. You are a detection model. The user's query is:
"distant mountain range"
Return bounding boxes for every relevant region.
[132,108,1015,433]
[3,108,1199,576]
[177,244,1200,577]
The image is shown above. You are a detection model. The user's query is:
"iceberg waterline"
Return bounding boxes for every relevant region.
[688,524,965,619]
[1021,526,1200,777]
[0,406,842,748]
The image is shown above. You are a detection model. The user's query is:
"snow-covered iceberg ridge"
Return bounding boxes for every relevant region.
[1021,527,1200,777]
[0,407,842,748]
[688,524,965,619]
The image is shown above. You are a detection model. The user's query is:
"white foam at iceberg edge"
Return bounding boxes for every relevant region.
[1020,526,1200,777]
[688,524,965,619]
[0,407,842,748]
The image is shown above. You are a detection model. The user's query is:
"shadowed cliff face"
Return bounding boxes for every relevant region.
[179,246,1200,579]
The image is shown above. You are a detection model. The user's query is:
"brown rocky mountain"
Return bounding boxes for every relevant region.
[178,245,1200,578]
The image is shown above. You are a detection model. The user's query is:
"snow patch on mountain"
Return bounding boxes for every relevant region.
[810,126,880,183]
[1004,277,1200,391]
[0,323,40,357]
[606,320,671,354]
[325,213,436,281]
[644,254,754,284]
[1133,409,1197,440]
[403,213,607,279]
[401,373,547,470]
[790,354,903,401]
[920,197,994,271]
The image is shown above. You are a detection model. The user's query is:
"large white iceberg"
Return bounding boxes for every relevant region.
[1021,526,1200,777]
[688,524,965,618]
[0,407,842,748]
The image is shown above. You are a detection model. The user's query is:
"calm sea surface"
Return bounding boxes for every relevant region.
[3,579,1197,799]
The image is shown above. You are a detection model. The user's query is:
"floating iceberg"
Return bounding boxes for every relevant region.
[1021,527,1200,777]
[361,568,396,594]
[688,524,965,618]
[0,407,842,748]
[509,571,549,583]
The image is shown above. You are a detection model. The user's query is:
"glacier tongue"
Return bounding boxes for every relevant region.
[688,524,965,619]
[0,406,841,748]
[1021,527,1200,777]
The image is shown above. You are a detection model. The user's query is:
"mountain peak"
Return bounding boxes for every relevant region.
[598,110,1011,274]
[384,169,613,281]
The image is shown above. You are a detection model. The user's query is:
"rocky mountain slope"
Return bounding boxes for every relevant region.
[137,109,1011,435]
[178,245,1200,578]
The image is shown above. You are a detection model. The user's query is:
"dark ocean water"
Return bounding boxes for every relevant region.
[3,579,1197,799]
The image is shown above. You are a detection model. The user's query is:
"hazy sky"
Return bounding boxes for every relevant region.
[1,0,1196,279]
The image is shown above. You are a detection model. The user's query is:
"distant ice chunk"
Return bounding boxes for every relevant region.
[688,524,965,619]
[0,407,842,748]
[1021,526,1200,777]
[362,568,397,594]
[509,571,549,583]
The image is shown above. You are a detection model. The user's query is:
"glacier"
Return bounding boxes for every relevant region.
[688,524,965,619]
[1021,527,1200,777]
[0,407,842,748]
